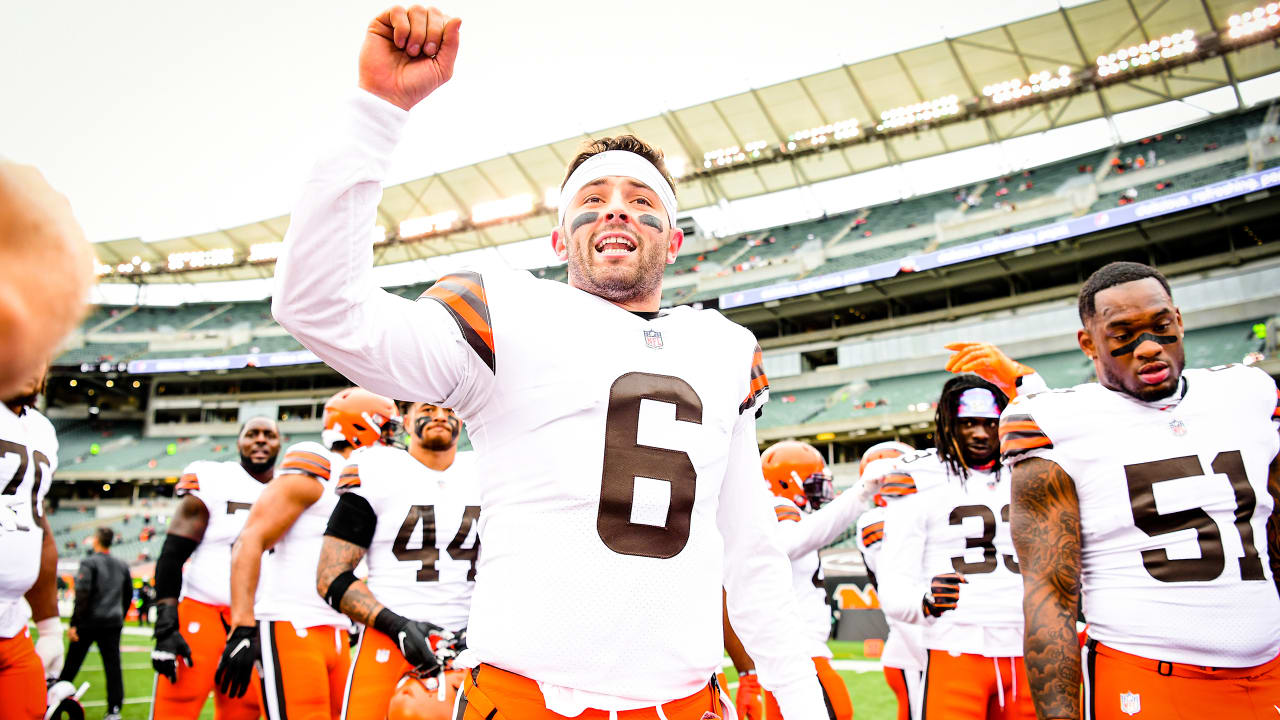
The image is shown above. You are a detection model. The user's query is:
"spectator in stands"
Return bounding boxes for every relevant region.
[0,161,94,399]
[59,527,133,720]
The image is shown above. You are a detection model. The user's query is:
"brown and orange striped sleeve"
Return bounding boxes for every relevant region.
[739,343,769,415]
[420,271,495,374]
[999,412,1054,464]
[278,448,333,481]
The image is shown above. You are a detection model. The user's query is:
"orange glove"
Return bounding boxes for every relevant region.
[735,672,764,720]
[944,342,1034,399]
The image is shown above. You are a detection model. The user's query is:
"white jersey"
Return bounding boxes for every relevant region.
[341,446,480,631]
[878,449,1024,657]
[177,460,269,608]
[256,442,348,628]
[856,507,926,672]
[770,497,833,659]
[0,405,57,638]
[1001,365,1280,667]
[272,90,825,716]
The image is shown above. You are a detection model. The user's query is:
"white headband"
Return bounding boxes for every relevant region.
[557,150,677,230]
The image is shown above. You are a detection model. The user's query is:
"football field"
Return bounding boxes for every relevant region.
[61,627,897,719]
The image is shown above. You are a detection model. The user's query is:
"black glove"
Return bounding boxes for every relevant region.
[214,625,260,699]
[151,603,194,683]
[453,626,467,654]
[922,573,966,618]
[374,609,442,675]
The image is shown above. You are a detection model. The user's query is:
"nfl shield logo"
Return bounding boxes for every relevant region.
[1119,692,1141,715]
[643,329,664,350]
[1169,418,1187,437]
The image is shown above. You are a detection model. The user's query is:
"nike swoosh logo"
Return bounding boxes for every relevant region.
[228,639,250,658]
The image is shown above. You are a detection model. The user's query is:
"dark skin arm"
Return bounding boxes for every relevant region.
[722,589,755,673]
[1267,443,1279,599]
[157,495,210,607]
[316,536,383,626]
[23,514,58,622]
[1010,456,1082,720]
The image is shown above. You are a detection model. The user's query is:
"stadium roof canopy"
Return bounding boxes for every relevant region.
[93,0,1280,284]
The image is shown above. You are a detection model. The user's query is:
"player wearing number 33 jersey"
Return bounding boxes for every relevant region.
[273,34,826,713]
[1003,262,1280,720]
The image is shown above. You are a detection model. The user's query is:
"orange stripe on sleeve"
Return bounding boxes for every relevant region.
[280,450,332,480]
[176,472,199,493]
[336,467,361,492]
[1001,435,1054,454]
[774,506,801,522]
[740,344,770,414]
[421,272,496,373]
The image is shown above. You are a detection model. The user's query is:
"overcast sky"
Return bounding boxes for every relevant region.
[4,0,1097,244]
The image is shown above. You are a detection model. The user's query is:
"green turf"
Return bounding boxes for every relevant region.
[51,630,899,719]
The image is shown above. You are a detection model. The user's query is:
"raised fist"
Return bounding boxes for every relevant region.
[359,5,462,111]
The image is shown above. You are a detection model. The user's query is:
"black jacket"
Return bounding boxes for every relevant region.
[71,551,133,627]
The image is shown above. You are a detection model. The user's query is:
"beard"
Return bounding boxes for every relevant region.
[414,416,459,451]
[6,391,37,411]
[566,228,667,305]
[240,453,275,475]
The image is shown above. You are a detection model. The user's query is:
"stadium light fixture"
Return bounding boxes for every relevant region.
[1095,30,1196,77]
[471,195,533,225]
[373,225,389,245]
[399,210,460,238]
[875,95,960,132]
[544,186,560,210]
[166,248,235,272]
[248,241,283,263]
[785,119,860,150]
[94,260,113,276]
[1226,6,1280,40]
[703,141,768,169]
[984,67,1072,105]
[665,155,690,178]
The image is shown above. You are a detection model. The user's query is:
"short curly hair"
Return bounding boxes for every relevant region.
[1078,261,1171,322]
[561,135,677,199]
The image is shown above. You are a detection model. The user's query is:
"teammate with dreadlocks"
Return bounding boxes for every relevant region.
[876,349,1047,720]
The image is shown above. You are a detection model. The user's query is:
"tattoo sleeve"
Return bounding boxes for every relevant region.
[1010,456,1082,720]
[316,536,383,626]
[1267,447,1279,599]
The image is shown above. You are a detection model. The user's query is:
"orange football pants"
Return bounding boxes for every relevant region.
[1083,641,1280,720]
[883,666,922,720]
[764,656,852,719]
[150,597,262,720]
[0,629,46,720]
[258,621,350,720]
[921,650,1034,720]
[340,626,413,720]
[454,663,729,719]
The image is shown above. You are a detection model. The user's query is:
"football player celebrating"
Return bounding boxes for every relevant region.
[216,389,402,720]
[1004,261,1280,720]
[0,368,62,720]
[316,400,477,720]
[726,441,886,719]
[878,376,1036,720]
[150,417,280,720]
[272,5,825,718]
[853,442,926,720]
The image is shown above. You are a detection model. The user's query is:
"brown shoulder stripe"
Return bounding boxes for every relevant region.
[878,472,916,498]
[336,466,361,492]
[421,272,495,373]
[280,450,332,481]
[999,412,1054,459]
[775,506,802,522]
[176,472,200,495]
[861,521,885,547]
[739,344,769,415]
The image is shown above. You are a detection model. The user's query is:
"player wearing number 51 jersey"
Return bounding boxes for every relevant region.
[273,6,824,717]
[318,401,478,720]
[1005,262,1280,720]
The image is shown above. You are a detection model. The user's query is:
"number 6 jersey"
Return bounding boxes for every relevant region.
[336,446,480,631]
[1001,364,1280,667]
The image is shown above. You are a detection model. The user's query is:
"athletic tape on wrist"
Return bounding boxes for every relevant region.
[558,150,677,230]
[324,570,360,612]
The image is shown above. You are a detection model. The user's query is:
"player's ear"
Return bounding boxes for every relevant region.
[551,228,568,262]
[1174,306,1184,337]
[1077,327,1096,360]
[666,227,684,264]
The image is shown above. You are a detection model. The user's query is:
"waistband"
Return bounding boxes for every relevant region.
[1088,640,1280,679]
[462,663,724,719]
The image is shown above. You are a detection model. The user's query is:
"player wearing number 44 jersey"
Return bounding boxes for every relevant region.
[879,368,1046,720]
[149,417,281,720]
[217,388,404,720]
[317,401,477,720]
[1005,262,1280,720]
[272,6,826,718]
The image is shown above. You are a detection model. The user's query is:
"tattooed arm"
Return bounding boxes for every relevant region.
[1267,447,1279,599]
[1010,456,1082,720]
[316,536,384,625]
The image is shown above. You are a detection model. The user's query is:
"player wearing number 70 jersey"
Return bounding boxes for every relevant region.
[272,6,825,717]
[317,401,478,720]
[1004,262,1280,720]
